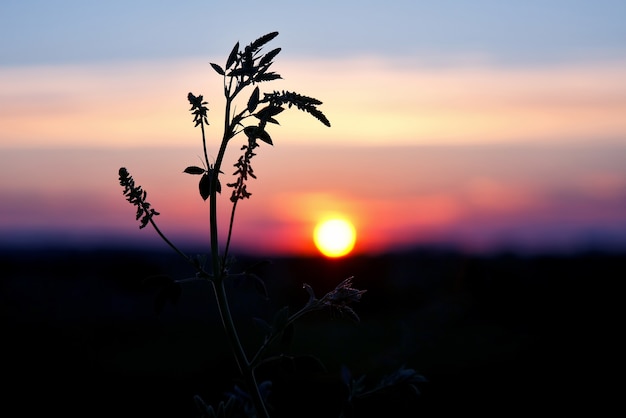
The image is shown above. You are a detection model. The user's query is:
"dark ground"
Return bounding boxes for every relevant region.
[1,246,621,417]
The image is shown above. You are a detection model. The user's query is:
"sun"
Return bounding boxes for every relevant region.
[313,217,357,258]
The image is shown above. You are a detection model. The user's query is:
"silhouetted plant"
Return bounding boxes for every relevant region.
[118,32,421,417]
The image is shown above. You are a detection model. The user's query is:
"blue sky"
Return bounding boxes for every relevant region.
[2,1,625,66]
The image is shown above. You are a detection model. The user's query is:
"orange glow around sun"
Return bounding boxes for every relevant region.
[313,217,357,258]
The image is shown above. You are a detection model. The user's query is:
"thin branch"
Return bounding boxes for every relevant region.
[223,199,239,263]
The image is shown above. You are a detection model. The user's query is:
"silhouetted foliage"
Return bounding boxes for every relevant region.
[116,32,421,418]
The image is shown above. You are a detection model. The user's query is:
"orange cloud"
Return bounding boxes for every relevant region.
[2,57,626,149]
[277,57,626,145]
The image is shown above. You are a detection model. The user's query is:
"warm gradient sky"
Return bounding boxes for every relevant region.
[1,1,626,255]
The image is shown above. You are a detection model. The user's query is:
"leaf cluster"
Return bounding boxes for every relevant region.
[118,167,159,229]
[210,31,282,86]
[263,90,331,127]
[227,135,259,203]
[188,92,209,127]
[205,33,331,207]
[183,165,222,201]
[304,277,367,323]
[116,33,396,418]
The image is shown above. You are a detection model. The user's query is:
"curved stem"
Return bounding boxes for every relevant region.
[148,217,190,264]
[148,217,212,278]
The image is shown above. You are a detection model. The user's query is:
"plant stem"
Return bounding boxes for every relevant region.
[148,217,191,265]
[147,217,214,281]
[200,120,210,173]
[223,199,238,263]
[208,90,235,276]
[206,88,270,417]
[211,278,269,418]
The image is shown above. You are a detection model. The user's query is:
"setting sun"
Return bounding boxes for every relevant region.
[313,218,357,258]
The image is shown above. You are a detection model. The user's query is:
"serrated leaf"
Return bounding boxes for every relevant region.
[254,72,282,82]
[199,173,211,200]
[259,48,281,67]
[308,107,331,127]
[247,86,260,113]
[226,41,239,69]
[210,62,225,75]
[250,31,279,51]
[184,166,206,175]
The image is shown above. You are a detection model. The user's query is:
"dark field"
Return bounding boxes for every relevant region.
[1,246,621,417]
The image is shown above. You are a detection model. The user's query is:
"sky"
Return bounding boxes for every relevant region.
[1,1,626,256]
